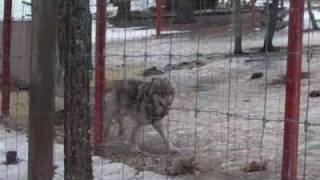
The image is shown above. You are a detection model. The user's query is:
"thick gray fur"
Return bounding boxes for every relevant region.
[103,78,179,153]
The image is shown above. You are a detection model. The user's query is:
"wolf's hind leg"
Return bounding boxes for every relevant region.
[130,123,142,153]
[102,122,111,142]
[102,104,114,141]
[117,118,125,136]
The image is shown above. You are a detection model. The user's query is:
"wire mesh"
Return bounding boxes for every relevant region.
[0,0,320,179]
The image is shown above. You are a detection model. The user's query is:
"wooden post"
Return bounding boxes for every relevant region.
[28,0,57,179]
[281,0,305,179]
[94,0,106,151]
[1,0,12,117]
[156,0,162,36]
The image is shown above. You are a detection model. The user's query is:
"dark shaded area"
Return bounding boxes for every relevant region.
[250,72,264,79]
[5,151,18,165]
[310,90,320,98]
[175,0,196,24]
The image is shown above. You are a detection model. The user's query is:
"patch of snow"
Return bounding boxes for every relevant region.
[0,125,174,179]
[131,0,155,12]
[283,8,320,30]
[90,3,119,17]
[0,0,31,21]
[92,22,189,42]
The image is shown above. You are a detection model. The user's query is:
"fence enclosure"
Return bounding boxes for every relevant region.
[1,0,320,180]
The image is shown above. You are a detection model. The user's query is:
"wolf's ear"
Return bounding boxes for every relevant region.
[149,78,159,96]
[152,78,160,82]
[151,78,161,85]
[163,77,169,82]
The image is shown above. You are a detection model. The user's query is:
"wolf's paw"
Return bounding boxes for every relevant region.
[168,144,181,154]
[130,145,142,154]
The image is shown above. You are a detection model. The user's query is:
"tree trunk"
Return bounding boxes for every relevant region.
[280,0,284,8]
[307,0,319,30]
[165,0,174,11]
[167,0,218,12]
[234,0,242,54]
[114,0,131,21]
[175,0,195,24]
[195,0,218,10]
[227,0,233,8]
[262,0,279,52]
[28,0,56,179]
[58,0,93,180]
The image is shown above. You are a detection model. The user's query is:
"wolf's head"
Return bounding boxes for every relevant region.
[149,77,174,106]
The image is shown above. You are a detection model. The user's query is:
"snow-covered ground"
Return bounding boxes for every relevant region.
[2,30,320,179]
[2,26,320,179]
[0,124,181,180]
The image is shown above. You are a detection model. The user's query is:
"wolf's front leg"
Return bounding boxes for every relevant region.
[102,117,111,141]
[130,123,142,153]
[152,94,167,115]
[152,120,180,153]
[117,118,125,136]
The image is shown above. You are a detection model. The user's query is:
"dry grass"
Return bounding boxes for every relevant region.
[0,91,29,127]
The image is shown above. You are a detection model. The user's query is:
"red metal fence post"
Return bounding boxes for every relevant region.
[156,0,162,37]
[251,0,256,28]
[1,0,12,118]
[93,0,106,151]
[281,0,305,179]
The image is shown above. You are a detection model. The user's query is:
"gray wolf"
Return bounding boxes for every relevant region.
[103,78,179,153]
